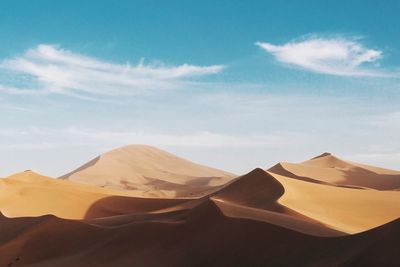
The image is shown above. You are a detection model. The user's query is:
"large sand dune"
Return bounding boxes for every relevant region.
[0,147,399,266]
[60,145,235,197]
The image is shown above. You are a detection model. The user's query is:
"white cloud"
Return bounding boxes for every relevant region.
[0,44,224,97]
[256,36,389,77]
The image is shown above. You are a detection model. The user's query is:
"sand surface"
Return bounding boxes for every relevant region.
[0,147,399,266]
[0,171,188,219]
[270,171,400,233]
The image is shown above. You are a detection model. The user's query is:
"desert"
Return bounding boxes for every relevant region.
[1,145,399,266]
[2,2,400,266]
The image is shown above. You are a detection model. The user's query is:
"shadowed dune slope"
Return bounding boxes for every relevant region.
[210,168,345,236]
[0,203,400,267]
[268,152,400,190]
[212,168,284,209]
[60,145,235,197]
[0,171,188,219]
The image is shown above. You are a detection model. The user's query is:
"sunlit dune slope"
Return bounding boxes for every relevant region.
[60,144,235,197]
[0,171,188,219]
[268,171,400,233]
[268,152,400,190]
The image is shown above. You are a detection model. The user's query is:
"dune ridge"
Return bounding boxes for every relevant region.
[268,152,400,190]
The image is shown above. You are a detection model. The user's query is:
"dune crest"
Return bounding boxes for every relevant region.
[211,168,344,236]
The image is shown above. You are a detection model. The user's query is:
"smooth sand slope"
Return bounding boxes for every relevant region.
[0,171,188,219]
[268,152,400,190]
[266,153,400,233]
[60,145,235,197]
[269,171,400,233]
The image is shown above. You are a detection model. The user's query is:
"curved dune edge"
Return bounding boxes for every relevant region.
[208,168,345,236]
[203,167,400,235]
[269,171,400,233]
[268,153,400,190]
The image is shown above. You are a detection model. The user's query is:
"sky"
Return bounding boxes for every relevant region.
[0,0,400,176]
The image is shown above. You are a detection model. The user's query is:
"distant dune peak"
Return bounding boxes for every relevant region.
[310,152,333,160]
[60,144,235,197]
[6,170,52,183]
[268,153,400,190]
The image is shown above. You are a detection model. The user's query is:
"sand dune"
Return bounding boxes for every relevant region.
[1,147,400,266]
[212,167,400,234]
[269,171,400,233]
[0,170,188,219]
[60,145,235,197]
[211,168,344,236]
[268,152,400,190]
[3,165,398,234]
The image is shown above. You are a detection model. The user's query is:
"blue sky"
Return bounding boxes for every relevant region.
[0,1,400,176]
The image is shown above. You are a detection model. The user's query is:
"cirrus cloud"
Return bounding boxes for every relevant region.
[0,44,224,97]
[256,36,389,77]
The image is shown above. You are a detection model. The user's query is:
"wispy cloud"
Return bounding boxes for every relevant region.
[256,36,391,77]
[0,44,224,97]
